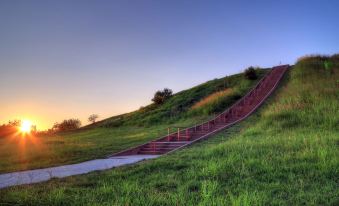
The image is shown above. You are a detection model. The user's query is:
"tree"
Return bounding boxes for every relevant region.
[244,66,258,80]
[152,88,173,104]
[0,120,20,137]
[8,119,21,127]
[88,114,99,123]
[52,122,59,131]
[53,119,81,132]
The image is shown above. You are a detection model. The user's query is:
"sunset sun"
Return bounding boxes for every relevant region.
[20,120,32,133]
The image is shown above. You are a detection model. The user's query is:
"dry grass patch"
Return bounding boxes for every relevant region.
[191,88,234,110]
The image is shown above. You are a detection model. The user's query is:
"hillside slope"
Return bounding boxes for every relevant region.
[1,56,338,205]
[89,69,268,128]
[0,69,268,173]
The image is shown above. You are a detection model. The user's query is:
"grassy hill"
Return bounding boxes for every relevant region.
[89,69,267,128]
[0,68,268,173]
[1,55,337,205]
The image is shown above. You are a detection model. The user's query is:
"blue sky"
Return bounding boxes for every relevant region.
[0,0,338,129]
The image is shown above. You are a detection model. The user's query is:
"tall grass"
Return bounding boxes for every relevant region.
[191,88,234,110]
[189,88,235,115]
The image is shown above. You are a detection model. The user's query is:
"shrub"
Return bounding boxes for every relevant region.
[53,119,81,132]
[244,67,258,80]
[88,114,99,123]
[152,88,173,104]
[0,123,18,137]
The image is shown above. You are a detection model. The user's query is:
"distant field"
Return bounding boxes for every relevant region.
[1,55,337,205]
[0,69,267,173]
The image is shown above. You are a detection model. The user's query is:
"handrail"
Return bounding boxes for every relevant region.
[182,68,273,133]
[165,65,289,155]
[109,65,289,157]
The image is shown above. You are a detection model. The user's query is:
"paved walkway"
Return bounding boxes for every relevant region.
[0,155,159,189]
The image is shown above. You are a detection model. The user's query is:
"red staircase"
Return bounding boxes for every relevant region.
[110,65,289,157]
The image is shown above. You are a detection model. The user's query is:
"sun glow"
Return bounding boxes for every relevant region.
[20,120,32,133]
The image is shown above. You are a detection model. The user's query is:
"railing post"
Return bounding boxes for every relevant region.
[177,128,180,141]
[186,129,189,141]
[167,128,170,141]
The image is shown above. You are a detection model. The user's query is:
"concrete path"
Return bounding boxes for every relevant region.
[0,155,159,189]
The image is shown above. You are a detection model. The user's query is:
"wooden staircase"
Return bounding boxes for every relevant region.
[110,65,289,157]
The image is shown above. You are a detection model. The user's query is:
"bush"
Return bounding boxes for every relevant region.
[152,88,173,104]
[53,119,81,132]
[244,67,258,80]
[0,123,17,137]
[88,114,99,123]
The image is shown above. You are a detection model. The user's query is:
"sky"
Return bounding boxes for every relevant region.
[0,0,338,130]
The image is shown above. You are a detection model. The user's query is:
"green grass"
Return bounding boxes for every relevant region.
[0,69,267,174]
[1,56,338,205]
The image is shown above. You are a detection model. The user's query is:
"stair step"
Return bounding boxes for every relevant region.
[149,141,188,144]
[137,151,165,154]
[139,149,176,153]
[141,146,180,150]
